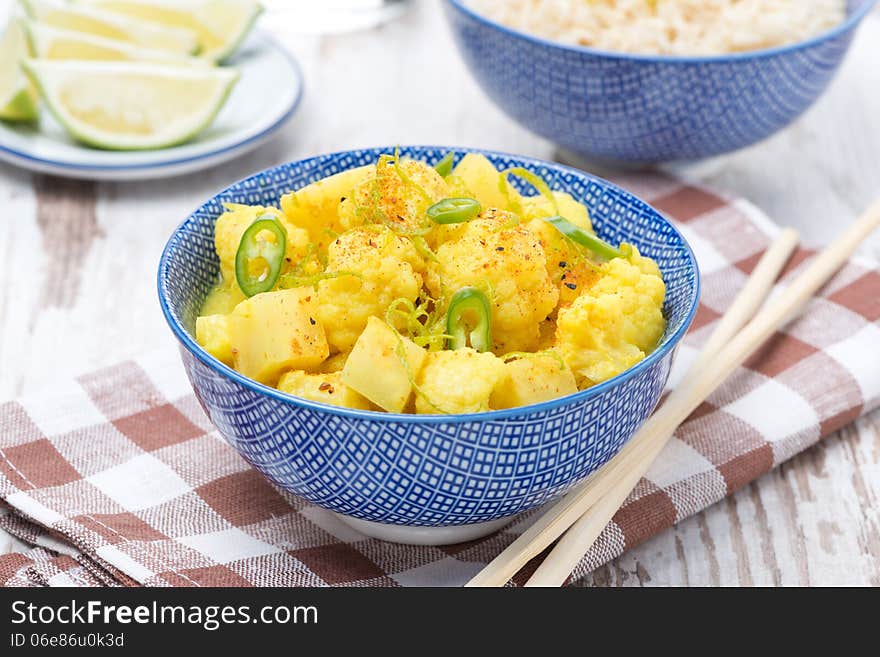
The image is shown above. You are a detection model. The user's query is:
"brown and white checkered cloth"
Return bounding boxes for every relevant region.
[1,174,878,587]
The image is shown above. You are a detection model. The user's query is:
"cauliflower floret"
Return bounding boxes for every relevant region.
[316,226,426,353]
[415,348,508,415]
[214,204,312,286]
[556,249,666,387]
[525,217,602,309]
[426,211,558,353]
[338,157,449,234]
[628,245,664,278]
[277,371,372,410]
[280,165,373,254]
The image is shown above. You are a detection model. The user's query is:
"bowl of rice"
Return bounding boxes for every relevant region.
[444,0,876,165]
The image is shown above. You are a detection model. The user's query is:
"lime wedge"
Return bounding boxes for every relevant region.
[22,20,209,66]
[0,21,38,122]
[75,0,264,62]
[20,0,200,55]
[22,59,240,150]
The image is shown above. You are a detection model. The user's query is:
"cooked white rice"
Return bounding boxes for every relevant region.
[467,0,847,55]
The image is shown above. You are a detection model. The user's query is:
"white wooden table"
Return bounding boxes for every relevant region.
[1,0,878,586]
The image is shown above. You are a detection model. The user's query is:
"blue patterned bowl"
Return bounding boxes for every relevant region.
[158,147,699,544]
[444,0,876,165]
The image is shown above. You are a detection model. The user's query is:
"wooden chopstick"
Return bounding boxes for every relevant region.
[468,199,880,588]
[521,228,800,587]
[688,228,801,373]
[466,228,797,588]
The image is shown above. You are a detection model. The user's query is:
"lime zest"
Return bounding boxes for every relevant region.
[412,333,453,348]
[385,296,450,352]
[381,312,451,415]
[385,296,431,338]
[501,167,559,216]
[412,235,439,262]
[356,157,434,237]
[287,242,317,277]
[392,146,432,204]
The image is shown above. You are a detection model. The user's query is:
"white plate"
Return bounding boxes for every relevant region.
[0,32,303,181]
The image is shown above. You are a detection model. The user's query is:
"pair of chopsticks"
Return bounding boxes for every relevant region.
[468,199,880,587]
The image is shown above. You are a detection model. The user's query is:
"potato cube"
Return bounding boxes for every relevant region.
[490,355,578,410]
[342,317,427,413]
[229,288,329,385]
[453,153,519,211]
[278,371,372,410]
[195,314,233,366]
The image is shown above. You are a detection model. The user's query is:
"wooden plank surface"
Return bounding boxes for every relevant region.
[1,0,878,585]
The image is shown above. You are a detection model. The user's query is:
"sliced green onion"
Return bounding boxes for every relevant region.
[446,287,492,352]
[434,152,455,177]
[234,215,287,297]
[427,198,482,225]
[545,215,626,262]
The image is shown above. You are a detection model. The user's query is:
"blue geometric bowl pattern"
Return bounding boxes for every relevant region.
[444,0,875,165]
[158,147,700,527]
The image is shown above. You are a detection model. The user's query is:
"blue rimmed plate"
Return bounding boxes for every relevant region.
[0,32,303,181]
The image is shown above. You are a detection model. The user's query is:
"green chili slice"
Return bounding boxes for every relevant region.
[446,287,492,352]
[545,215,626,262]
[427,198,482,225]
[234,215,287,297]
[434,152,455,178]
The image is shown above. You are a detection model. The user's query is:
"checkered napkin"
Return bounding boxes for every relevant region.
[2,174,879,587]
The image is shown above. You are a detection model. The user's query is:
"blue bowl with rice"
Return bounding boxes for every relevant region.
[444,0,876,165]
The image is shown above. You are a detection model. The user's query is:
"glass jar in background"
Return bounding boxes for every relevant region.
[261,0,412,35]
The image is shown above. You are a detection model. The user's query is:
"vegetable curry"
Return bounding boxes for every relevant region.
[196,151,667,414]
